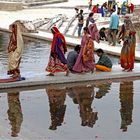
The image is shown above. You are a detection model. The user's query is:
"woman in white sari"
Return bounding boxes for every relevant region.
[7,23,24,78]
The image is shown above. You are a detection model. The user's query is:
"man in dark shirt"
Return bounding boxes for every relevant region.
[77,9,84,37]
[67,45,81,71]
[95,48,113,72]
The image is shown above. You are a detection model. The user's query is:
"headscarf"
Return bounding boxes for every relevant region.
[51,26,67,53]
[8,24,17,53]
[124,16,134,31]
[88,23,100,43]
[51,26,67,64]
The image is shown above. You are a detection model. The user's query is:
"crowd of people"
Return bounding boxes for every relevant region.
[4,18,136,79]
[89,0,135,17]
[0,0,136,80]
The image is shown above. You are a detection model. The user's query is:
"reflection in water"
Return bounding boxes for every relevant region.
[7,92,23,137]
[119,81,134,132]
[68,85,98,128]
[46,87,67,130]
[95,83,111,99]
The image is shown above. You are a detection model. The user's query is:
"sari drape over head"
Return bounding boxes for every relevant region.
[7,23,24,75]
[46,26,68,73]
[88,23,100,43]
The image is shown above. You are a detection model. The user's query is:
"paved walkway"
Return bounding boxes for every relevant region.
[0,63,140,91]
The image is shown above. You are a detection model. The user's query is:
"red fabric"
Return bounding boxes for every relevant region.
[92,5,98,13]
[130,3,134,13]
[0,77,19,83]
[8,24,17,53]
[51,26,67,53]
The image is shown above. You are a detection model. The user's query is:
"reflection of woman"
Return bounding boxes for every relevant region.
[7,92,23,137]
[46,26,69,76]
[120,17,136,72]
[46,87,66,130]
[68,85,98,127]
[73,27,95,73]
[7,23,24,78]
[95,83,111,99]
[119,81,133,132]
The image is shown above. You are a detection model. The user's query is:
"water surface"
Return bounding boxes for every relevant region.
[0,79,140,140]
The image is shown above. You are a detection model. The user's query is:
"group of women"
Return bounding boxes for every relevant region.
[6,16,136,79]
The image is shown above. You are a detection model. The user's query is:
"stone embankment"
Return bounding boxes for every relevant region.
[0,0,68,10]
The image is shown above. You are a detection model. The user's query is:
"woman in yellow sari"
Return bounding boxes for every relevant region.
[7,23,24,78]
[120,17,136,72]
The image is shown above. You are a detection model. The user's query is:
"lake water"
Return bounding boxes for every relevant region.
[0,32,140,140]
[0,79,140,140]
[0,32,119,74]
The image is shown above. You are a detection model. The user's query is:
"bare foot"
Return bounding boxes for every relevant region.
[65,70,69,76]
[91,69,94,74]
[122,69,127,71]
[12,74,21,79]
[127,69,132,72]
[47,73,54,76]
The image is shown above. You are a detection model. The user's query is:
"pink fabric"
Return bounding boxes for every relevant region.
[72,35,95,73]
[88,23,100,43]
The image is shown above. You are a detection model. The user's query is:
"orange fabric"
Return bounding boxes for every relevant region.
[96,64,111,72]
[120,31,136,70]
[82,37,94,63]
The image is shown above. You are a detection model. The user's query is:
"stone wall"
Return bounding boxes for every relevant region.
[0,2,23,11]
[24,0,68,6]
[0,0,68,10]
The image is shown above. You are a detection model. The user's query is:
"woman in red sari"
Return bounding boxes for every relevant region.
[120,17,136,72]
[46,26,69,76]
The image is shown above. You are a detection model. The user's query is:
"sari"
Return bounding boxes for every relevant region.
[120,18,136,71]
[73,34,95,73]
[88,23,100,43]
[46,26,68,74]
[7,23,24,77]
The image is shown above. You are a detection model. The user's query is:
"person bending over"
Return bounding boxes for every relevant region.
[67,45,81,71]
[95,48,112,72]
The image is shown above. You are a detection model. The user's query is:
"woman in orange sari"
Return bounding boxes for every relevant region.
[7,23,24,78]
[46,26,69,76]
[120,17,136,72]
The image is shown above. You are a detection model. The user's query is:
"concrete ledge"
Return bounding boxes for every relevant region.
[0,2,23,11]
[0,66,140,91]
[25,0,68,7]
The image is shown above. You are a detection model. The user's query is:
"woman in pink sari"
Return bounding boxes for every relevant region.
[88,23,100,43]
[46,26,69,76]
[73,27,95,73]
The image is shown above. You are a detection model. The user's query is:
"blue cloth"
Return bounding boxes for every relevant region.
[55,37,67,64]
[109,13,119,30]
[67,51,78,70]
